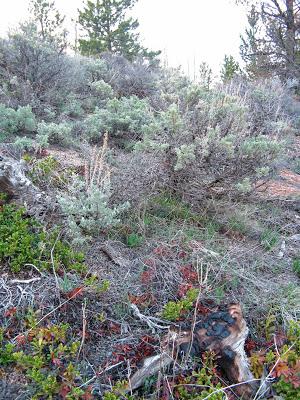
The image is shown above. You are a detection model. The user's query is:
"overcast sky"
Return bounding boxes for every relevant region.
[0,0,248,77]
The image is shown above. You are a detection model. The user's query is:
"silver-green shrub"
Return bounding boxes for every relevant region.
[37,121,72,145]
[134,77,288,198]
[0,104,36,141]
[58,177,129,246]
[61,94,84,118]
[84,96,155,142]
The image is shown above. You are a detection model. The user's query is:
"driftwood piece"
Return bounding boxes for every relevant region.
[128,304,257,399]
[0,155,53,219]
[100,241,132,269]
[0,155,34,198]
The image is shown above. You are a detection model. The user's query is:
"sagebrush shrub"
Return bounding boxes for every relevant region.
[58,137,129,245]
[37,121,72,145]
[90,79,114,99]
[134,78,288,198]
[84,95,155,142]
[61,94,84,118]
[100,53,159,98]
[0,104,36,141]
[0,23,82,116]
[58,178,129,245]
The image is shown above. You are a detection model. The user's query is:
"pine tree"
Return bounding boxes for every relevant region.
[240,5,270,78]
[29,0,67,50]
[239,0,300,80]
[199,62,213,89]
[221,55,241,82]
[77,0,159,60]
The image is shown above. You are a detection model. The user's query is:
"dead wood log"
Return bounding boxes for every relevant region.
[0,155,53,218]
[128,304,258,399]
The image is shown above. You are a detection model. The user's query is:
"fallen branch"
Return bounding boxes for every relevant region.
[79,361,124,389]
[130,303,171,333]
[100,242,131,268]
[10,277,41,284]
[77,299,87,361]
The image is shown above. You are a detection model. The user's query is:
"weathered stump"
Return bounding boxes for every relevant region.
[129,304,257,399]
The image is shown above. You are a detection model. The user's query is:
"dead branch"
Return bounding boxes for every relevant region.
[130,304,171,333]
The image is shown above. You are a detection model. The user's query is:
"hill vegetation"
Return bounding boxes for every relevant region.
[0,1,299,399]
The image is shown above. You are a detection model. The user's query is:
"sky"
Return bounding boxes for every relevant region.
[0,0,248,77]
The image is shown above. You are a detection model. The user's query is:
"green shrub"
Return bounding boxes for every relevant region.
[61,94,84,118]
[90,79,114,99]
[0,203,86,273]
[162,288,199,321]
[293,258,300,276]
[274,377,300,400]
[135,79,287,199]
[126,232,144,248]
[260,228,280,250]
[0,104,36,141]
[150,193,193,221]
[13,136,35,151]
[84,96,155,142]
[27,156,59,185]
[177,366,225,399]
[37,121,72,145]
[0,319,91,400]
[241,135,282,158]
[0,329,15,366]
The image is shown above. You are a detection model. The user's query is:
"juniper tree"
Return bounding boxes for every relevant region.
[77,0,160,60]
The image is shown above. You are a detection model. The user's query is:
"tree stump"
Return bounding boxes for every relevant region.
[128,304,257,399]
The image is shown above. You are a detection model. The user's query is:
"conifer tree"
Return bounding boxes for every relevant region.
[221,55,241,81]
[77,0,159,60]
[239,0,300,80]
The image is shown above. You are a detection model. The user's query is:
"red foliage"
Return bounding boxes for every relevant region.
[111,336,156,366]
[38,149,50,158]
[77,165,86,176]
[196,303,211,316]
[143,258,156,268]
[4,307,17,318]
[51,356,62,367]
[180,265,198,283]
[59,384,71,398]
[178,250,187,259]
[81,388,94,400]
[245,339,258,353]
[273,361,291,379]
[108,321,122,335]
[153,245,171,258]
[16,334,27,346]
[140,269,154,284]
[272,360,300,388]
[128,292,155,307]
[177,283,193,298]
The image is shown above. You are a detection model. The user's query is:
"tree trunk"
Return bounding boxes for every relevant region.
[285,0,296,77]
